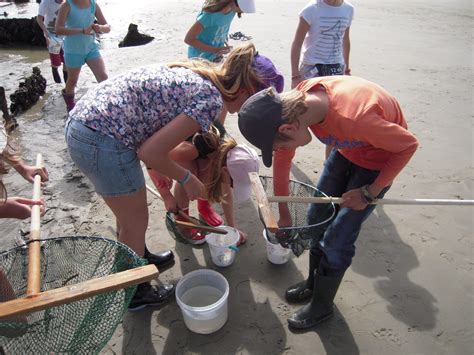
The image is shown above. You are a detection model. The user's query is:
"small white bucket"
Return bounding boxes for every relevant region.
[176,269,229,334]
[263,230,291,264]
[205,226,240,267]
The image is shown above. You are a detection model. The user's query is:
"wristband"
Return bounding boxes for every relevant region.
[360,185,376,204]
[178,170,191,186]
[82,28,85,34]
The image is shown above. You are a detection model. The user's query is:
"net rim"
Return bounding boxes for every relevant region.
[0,236,142,261]
[260,175,337,231]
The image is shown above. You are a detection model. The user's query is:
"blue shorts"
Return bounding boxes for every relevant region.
[65,119,145,197]
[64,47,102,68]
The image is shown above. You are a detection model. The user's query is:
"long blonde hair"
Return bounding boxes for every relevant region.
[168,43,265,102]
[203,0,232,12]
[202,0,242,17]
[206,137,237,203]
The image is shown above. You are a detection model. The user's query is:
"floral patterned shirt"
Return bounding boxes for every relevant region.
[69,65,224,150]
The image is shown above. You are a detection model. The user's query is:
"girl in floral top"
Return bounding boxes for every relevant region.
[65,43,281,311]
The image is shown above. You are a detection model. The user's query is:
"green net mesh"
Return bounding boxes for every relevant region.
[165,212,210,245]
[0,236,146,354]
[259,176,336,257]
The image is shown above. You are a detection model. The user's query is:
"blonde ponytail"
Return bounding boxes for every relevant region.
[168,43,265,102]
[206,137,237,203]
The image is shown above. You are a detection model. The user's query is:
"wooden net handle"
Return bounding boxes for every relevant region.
[267,196,474,206]
[248,173,278,233]
[27,153,43,296]
[0,264,158,320]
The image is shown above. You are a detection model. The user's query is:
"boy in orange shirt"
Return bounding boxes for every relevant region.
[238,76,418,329]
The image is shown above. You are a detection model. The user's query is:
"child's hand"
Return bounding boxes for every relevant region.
[92,23,101,34]
[0,197,45,220]
[216,46,231,55]
[341,188,368,210]
[291,75,303,89]
[236,229,247,246]
[16,164,49,185]
[83,24,95,35]
[163,196,178,213]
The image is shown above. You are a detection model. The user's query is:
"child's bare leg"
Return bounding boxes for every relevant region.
[103,188,148,257]
[64,66,81,95]
[86,56,108,83]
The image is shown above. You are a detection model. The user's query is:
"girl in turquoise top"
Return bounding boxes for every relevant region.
[184,0,256,225]
[55,0,110,112]
[185,0,256,62]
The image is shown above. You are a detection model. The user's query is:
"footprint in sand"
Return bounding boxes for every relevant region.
[372,328,402,346]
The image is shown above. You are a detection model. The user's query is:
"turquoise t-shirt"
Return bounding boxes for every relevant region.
[187,10,236,61]
[63,0,97,55]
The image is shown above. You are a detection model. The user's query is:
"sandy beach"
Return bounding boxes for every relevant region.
[0,0,473,354]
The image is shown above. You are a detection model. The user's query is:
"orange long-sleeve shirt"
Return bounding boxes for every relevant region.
[274,76,418,197]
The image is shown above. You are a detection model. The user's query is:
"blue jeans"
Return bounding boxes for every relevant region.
[65,119,145,197]
[308,150,390,277]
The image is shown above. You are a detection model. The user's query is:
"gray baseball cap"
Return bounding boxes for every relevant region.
[238,89,283,167]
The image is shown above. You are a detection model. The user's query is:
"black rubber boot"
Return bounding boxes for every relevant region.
[287,273,343,329]
[52,67,61,83]
[285,250,321,303]
[144,246,175,272]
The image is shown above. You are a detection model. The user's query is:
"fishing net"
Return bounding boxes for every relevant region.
[259,176,336,257]
[165,212,209,245]
[0,236,146,354]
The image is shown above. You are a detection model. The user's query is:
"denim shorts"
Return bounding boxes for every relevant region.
[64,47,101,68]
[65,119,145,197]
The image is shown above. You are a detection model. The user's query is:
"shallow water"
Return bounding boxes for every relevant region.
[0,0,171,248]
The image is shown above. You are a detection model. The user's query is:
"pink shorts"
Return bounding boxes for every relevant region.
[49,49,64,67]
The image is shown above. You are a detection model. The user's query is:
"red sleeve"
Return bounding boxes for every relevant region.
[273,149,295,196]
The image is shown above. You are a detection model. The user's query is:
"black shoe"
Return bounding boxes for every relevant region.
[144,247,175,272]
[52,67,61,83]
[128,282,175,312]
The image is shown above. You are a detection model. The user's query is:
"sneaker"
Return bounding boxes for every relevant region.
[128,282,175,312]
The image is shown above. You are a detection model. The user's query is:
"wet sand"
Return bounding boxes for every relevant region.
[1,0,473,354]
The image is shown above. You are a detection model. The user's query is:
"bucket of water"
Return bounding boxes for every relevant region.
[263,230,291,264]
[205,226,240,267]
[175,269,229,334]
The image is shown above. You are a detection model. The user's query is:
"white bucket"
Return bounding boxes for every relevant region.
[263,230,291,264]
[205,226,240,267]
[176,269,229,334]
